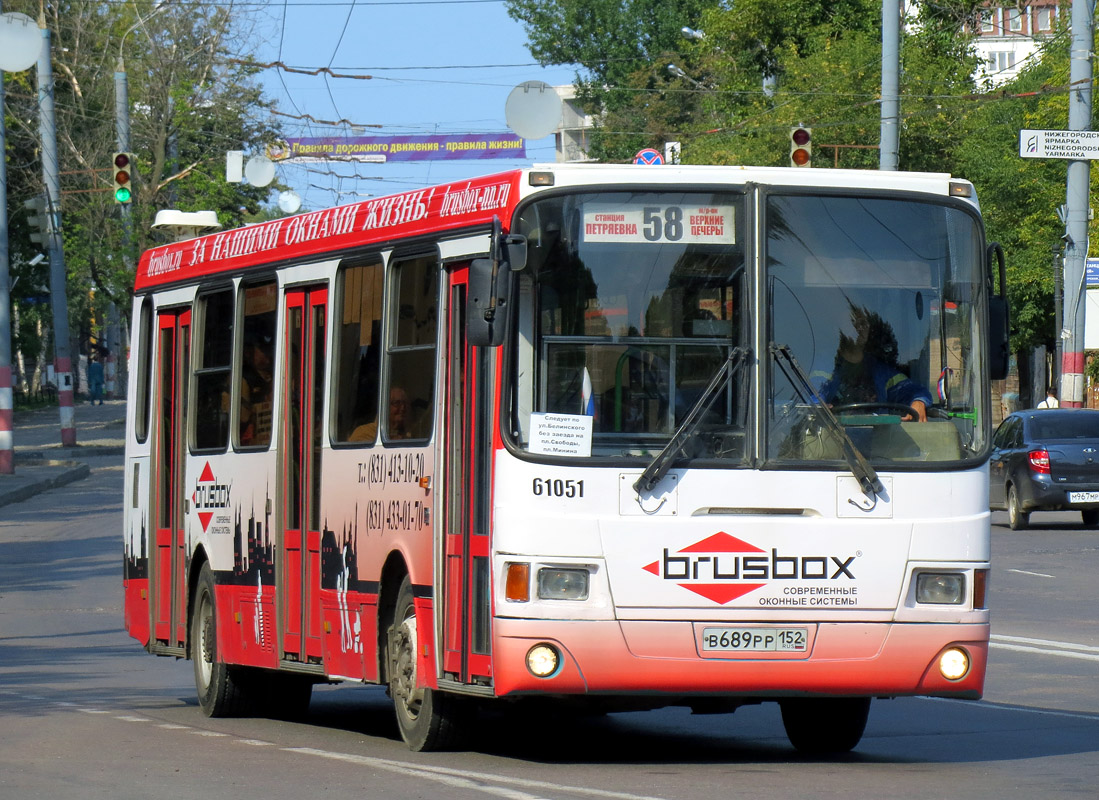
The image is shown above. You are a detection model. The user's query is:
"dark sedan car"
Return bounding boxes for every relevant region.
[990,408,1099,530]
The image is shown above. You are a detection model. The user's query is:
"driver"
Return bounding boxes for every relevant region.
[816,304,932,422]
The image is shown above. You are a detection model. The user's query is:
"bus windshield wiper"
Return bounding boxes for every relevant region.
[770,342,883,499]
[633,346,749,495]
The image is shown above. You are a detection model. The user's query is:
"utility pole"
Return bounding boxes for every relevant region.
[111,56,133,400]
[37,14,76,444]
[879,0,900,170]
[0,16,11,474]
[1061,0,1093,407]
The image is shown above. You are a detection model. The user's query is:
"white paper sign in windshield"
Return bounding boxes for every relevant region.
[582,203,736,245]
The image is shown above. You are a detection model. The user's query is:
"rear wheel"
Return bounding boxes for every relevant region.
[780,697,871,755]
[192,563,250,717]
[1082,508,1099,527]
[1007,485,1029,531]
[388,576,465,751]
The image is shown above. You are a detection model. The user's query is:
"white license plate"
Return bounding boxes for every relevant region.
[1069,491,1099,503]
[701,627,808,652]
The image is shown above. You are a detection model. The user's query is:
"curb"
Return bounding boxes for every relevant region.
[0,462,92,509]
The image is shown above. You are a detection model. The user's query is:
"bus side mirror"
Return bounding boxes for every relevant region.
[988,295,1010,381]
[468,257,512,347]
[987,242,1010,381]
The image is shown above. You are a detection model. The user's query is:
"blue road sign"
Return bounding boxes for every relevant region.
[633,148,664,165]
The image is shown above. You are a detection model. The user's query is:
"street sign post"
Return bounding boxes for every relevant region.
[1020,129,1099,160]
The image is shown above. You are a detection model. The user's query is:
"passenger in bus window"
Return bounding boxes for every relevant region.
[386,386,414,439]
[816,303,931,422]
[350,386,413,441]
[240,336,274,446]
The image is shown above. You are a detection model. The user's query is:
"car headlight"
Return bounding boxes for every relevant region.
[915,572,965,605]
[537,568,589,600]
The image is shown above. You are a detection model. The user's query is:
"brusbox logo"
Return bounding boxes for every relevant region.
[641,531,858,605]
[192,461,231,533]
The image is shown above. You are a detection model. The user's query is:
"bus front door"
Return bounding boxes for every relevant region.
[280,286,327,663]
[441,268,493,686]
[151,308,190,653]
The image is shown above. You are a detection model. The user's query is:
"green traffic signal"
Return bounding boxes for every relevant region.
[113,152,134,204]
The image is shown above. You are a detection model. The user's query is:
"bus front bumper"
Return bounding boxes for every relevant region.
[491,618,988,700]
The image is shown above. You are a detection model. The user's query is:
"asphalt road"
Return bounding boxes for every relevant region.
[2,463,1097,799]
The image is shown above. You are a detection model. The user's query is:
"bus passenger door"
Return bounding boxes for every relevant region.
[280,286,327,663]
[151,308,190,652]
[441,267,494,686]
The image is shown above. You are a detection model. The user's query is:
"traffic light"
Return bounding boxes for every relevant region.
[25,194,49,245]
[113,152,134,203]
[790,126,812,167]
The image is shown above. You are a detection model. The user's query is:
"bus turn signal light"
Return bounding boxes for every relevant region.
[505,562,530,602]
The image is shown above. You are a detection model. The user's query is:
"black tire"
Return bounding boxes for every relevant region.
[253,671,314,721]
[780,697,871,755]
[192,563,250,717]
[1082,508,1099,527]
[1007,485,1029,531]
[387,576,465,751]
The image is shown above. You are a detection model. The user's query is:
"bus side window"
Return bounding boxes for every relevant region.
[335,259,384,444]
[386,254,438,442]
[134,297,154,443]
[237,280,278,449]
[193,288,233,451]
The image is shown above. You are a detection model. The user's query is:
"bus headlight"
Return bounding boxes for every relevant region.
[526,643,560,677]
[939,647,970,680]
[915,572,965,605]
[537,568,589,600]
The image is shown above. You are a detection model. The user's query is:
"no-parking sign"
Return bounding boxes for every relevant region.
[633,148,664,165]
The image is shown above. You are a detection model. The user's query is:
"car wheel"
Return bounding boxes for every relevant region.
[1007,485,1029,531]
[1082,509,1099,527]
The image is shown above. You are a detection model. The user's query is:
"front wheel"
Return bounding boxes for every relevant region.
[780,697,871,755]
[192,563,249,717]
[388,576,466,751]
[1007,485,1029,531]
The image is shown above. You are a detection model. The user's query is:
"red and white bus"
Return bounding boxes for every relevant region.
[123,164,1007,753]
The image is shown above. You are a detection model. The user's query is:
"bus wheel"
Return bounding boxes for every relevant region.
[192,563,248,717]
[388,576,462,751]
[780,697,870,755]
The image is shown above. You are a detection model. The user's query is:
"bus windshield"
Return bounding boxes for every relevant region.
[511,187,987,467]
[511,190,748,461]
[767,193,987,465]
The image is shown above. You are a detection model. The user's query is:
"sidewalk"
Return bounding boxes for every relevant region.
[0,399,126,509]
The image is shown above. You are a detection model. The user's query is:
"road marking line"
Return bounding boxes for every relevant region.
[157,723,190,730]
[285,746,669,800]
[114,715,150,722]
[1006,568,1055,578]
[191,730,229,737]
[992,633,1099,653]
[236,739,273,746]
[925,697,1099,721]
[990,643,1099,662]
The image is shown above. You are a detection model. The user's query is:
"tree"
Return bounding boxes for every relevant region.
[2,0,285,345]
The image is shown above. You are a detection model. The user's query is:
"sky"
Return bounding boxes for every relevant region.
[246,0,580,212]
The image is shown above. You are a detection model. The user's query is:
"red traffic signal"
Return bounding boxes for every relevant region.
[789,126,812,167]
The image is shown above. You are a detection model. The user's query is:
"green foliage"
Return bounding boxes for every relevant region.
[509,0,1075,358]
[2,0,285,345]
